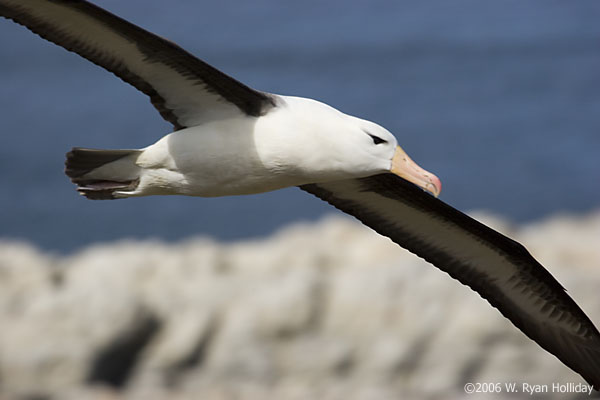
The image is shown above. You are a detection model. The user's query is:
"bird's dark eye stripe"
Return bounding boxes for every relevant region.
[367,132,387,145]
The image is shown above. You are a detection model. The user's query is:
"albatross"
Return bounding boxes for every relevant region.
[1,0,599,389]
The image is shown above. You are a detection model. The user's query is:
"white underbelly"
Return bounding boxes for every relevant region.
[133,121,306,197]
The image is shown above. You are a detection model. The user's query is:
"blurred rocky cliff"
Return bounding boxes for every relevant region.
[1,212,599,400]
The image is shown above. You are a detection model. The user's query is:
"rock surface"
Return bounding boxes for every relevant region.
[0,212,599,400]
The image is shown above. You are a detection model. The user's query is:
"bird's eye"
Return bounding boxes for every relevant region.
[366,133,387,145]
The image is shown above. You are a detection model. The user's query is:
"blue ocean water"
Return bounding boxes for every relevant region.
[0,1,599,252]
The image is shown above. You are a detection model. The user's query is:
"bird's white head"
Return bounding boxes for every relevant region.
[260,96,441,197]
[345,115,442,197]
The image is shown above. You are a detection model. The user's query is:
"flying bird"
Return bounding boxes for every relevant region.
[1,0,599,389]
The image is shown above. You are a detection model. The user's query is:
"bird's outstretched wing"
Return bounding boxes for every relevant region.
[0,0,276,130]
[301,173,600,389]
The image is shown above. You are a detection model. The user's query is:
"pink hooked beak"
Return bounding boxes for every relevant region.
[390,146,442,197]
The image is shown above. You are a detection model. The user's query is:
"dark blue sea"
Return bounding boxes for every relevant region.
[1,1,599,252]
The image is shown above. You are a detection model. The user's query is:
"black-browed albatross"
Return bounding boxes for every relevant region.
[1,0,599,389]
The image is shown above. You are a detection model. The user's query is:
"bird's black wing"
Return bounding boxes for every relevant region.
[301,173,600,389]
[0,0,276,130]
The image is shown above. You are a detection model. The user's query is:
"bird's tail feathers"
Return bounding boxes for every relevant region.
[65,147,142,200]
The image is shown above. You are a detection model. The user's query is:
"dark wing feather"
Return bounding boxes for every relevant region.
[0,0,276,130]
[301,173,600,389]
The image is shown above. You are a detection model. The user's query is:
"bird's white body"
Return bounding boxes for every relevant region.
[90,96,398,198]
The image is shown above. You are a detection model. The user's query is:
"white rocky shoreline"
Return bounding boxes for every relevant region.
[1,211,599,400]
